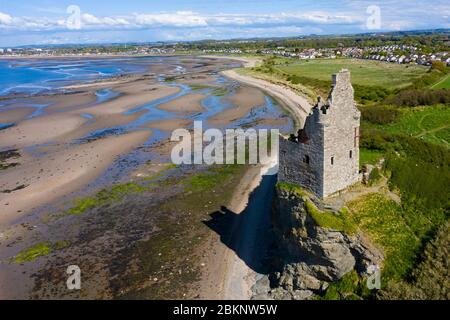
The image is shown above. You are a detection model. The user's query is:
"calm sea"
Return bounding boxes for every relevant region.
[0,57,163,95]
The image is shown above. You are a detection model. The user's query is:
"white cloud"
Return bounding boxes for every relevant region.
[0,12,13,25]
[0,4,448,43]
[81,13,101,25]
[135,11,208,27]
[82,13,130,26]
[0,10,364,31]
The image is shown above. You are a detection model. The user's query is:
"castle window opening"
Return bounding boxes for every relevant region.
[354,127,360,148]
[349,150,353,159]
[331,157,334,165]
[303,155,310,164]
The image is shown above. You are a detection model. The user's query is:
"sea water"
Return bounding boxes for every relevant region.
[0,57,161,95]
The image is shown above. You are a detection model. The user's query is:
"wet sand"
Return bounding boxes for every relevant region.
[41,91,98,113]
[0,56,257,227]
[208,86,266,126]
[243,117,289,127]
[178,75,218,86]
[58,111,147,142]
[157,93,205,114]
[0,113,89,149]
[0,82,179,149]
[0,107,36,123]
[200,55,261,68]
[80,82,180,115]
[146,118,193,131]
[222,68,310,129]
[198,165,263,299]
[0,55,297,299]
[199,55,311,300]
[0,130,152,225]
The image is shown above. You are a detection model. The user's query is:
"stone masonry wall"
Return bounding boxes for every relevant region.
[279,108,324,197]
[278,69,360,198]
[322,70,361,196]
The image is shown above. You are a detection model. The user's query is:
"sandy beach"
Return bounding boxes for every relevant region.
[200,55,262,68]
[222,69,311,128]
[82,82,181,115]
[157,93,205,114]
[198,165,263,299]
[40,91,98,113]
[198,55,311,300]
[0,113,90,149]
[146,118,194,131]
[208,86,266,126]
[199,54,310,128]
[0,82,180,149]
[0,55,290,225]
[0,54,300,299]
[0,107,36,124]
[0,130,152,225]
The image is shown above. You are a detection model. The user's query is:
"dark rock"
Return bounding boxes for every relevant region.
[266,185,384,300]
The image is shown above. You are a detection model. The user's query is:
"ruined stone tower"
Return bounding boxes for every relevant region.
[278,69,361,198]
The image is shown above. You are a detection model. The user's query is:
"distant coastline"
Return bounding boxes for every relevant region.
[0,53,181,61]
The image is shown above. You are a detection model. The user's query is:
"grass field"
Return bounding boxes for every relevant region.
[431,73,450,89]
[347,193,420,280]
[276,58,427,89]
[360,148,384,167]
[363,105,450,147]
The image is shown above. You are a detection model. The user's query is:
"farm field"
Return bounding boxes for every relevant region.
[276,58,428,89]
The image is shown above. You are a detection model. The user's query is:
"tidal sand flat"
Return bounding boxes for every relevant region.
[79,82,181,115]
[145,118,194,131]
[0,83,180,148]
[0,130,152,225]
[208,86,267,126]
[157,93,206,114]
[0,107,36,124]
[0,56,294,299]
[40,91,98,113]
[0,113,90,149]
[178,74,219,86]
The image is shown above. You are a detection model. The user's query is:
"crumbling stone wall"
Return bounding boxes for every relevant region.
[278,69,361,198]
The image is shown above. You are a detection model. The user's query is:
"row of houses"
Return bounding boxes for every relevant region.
[202,44,449,66]
[362,53,450,66]
[0,48,13,54]
[342,45,449,66]
[201,47,338,59]
[200,48,244,55]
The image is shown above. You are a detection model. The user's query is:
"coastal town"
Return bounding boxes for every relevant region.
[0,45,176,57]
[2,31,449,67]
[201,43,450,66]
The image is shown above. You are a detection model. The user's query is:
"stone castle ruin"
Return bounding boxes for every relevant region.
[278,69,361,198]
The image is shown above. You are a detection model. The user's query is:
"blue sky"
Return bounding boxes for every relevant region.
[0,0,449,46]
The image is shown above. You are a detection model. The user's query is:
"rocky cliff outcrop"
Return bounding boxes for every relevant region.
[252,184,383,300]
